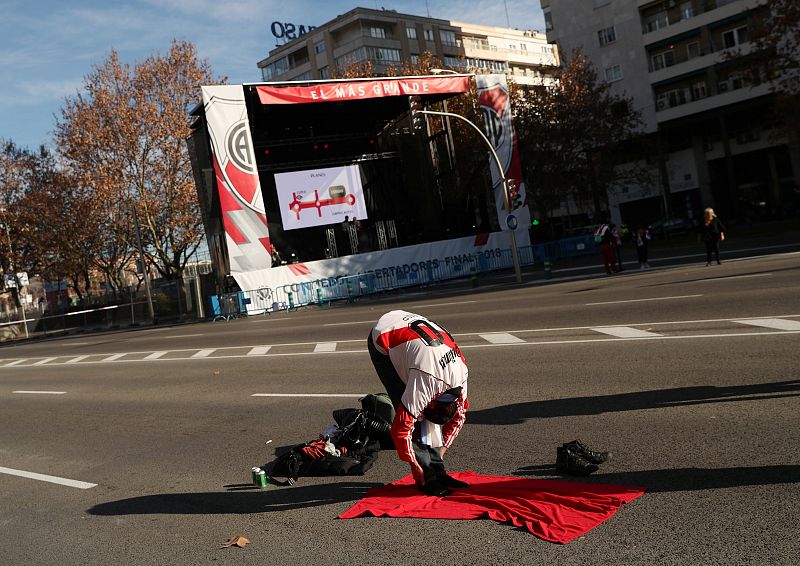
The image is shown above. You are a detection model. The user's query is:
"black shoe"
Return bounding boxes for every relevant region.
[438,474,469,488]
[562,439,611,464]
[556,446,599,476]
[420,480,452,497]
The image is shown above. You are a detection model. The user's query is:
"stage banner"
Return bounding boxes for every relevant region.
[256,76,470,105]
[201,85,272,272]
[476,75,531,245]
[275,165,368,230]
[233,231,519,297]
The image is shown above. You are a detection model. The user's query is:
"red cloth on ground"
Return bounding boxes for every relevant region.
[339,470,646,544]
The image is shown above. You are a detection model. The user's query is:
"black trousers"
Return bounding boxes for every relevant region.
[367,334,446,482]
[705,238,720,263]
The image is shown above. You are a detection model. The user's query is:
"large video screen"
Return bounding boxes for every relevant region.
[274,165,368,231]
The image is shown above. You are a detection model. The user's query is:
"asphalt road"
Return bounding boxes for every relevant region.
[1,251,799,565]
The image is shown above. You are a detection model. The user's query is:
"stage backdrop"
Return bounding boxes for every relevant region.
[275,165,368,230]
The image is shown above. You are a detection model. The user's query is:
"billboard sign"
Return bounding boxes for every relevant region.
[274,165,368,231]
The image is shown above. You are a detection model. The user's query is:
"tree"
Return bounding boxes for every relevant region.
[55,40,222,287]
[514,50,644,229]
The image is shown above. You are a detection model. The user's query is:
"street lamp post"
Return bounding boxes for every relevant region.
[131,205,156,323]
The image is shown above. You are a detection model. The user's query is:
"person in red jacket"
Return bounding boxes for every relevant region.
[368,310,469,496]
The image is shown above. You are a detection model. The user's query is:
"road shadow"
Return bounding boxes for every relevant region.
[469,379,800,425]
[87,480,384,516]
[512,464,800,492]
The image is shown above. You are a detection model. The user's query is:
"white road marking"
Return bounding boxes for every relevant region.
[314,342,337,353]
[66,355,90,364]
[5,359,27,366]
[57,342,90,346]
[324,320,375,326]
[33,357,57,366]
[144,351,168,360]
[586,294,703,306]
[13,391,66,395]
[251,393,366,398]
[733,318,800,331]
[0,466,96,489]
[248,346,271,356]
[479,333,525,344]
[191,349,215,358]
[591,326,662,338]
[166,334,204,339]
[103,353,126,362]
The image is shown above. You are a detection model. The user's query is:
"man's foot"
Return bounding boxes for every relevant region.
[438,474,469,488]
[420,480,452,497]
[563,439,611,464]
[556,446,598,476]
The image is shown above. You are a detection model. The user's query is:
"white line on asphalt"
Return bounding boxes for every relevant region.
[33,357,57,366]
[408,300,478,309]
[57,342,90,346]
[191,349,215,358]
[697,273,772,282]
[66,355,90,364]
[733,318,800,331]
[251,393,366,397]
[586,294,703,306]
[5,359,27,366]
[166,334,204,339]
[144,351,167,360]
[103,353,126,362]
[314,342,337,353]
[479,333,525,344]
[247,346,271,356]
[13,391,66,395]
[324,320,375,326]
[0,466,96,489]
[591,326,662,338]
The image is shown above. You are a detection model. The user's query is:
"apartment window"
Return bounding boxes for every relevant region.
[261,56,289,80]
[598,26,616,46]
[686,42,700,59]
[509,44,517,51]
[644,11,669,33]
[367,47,401,62]
[443,55,463,68]
[519,43,527,52]
[423,28,434,41]
[318,66,329,79]
[406,26,417,40]
[368,26,387,39]
[679,2,693,20]
[314,42,326,55]
[605,64,623,82]
[410,54,419,64]
[692,81,707,100]
[722,26,748,49]
[651,49,675,71]
[440,30,457,46]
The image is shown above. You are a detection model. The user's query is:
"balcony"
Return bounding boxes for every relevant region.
[649,41,753,84]
[642,0,766,45]
[655,81,771,123]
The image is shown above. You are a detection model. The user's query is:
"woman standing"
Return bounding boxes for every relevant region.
[700,208,726,266]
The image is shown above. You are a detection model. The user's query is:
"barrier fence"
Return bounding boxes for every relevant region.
[211,244,537,318]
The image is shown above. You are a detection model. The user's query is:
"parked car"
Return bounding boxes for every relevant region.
[648,217,697,238]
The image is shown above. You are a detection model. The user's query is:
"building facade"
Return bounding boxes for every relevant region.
[257,7,558,86]
[541,0,799,226]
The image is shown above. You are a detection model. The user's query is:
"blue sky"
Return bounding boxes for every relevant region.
[0,1,545,150]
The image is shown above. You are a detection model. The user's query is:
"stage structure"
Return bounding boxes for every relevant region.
[187,74,531,300]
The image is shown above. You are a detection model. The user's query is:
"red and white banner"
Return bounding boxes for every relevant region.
[476,75,530,245]
[256,76,470,105]
[201,85,272,272]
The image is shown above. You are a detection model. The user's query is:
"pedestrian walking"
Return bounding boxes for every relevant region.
[611,223,624,272]
[594,223,616,274]
[635,226,651,269]
[699,207,726,266]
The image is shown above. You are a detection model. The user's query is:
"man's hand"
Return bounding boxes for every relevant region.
[439,446,447,458]
[410,461,425,486]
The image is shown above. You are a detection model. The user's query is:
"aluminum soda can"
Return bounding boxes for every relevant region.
[251,467,262,485]
[256,469,268,488]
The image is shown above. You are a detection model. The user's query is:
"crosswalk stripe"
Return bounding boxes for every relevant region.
[66,355,90,364]
[733,318,800,331]
[103,353,126,362]
[314,342,337,352]
[591,326,662,338]
[33,357,57,366]
[6,359,27,366]
[144,351,167,360]
[191,349,215,358]
[479,333,525,344]
[247,346,271,356]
